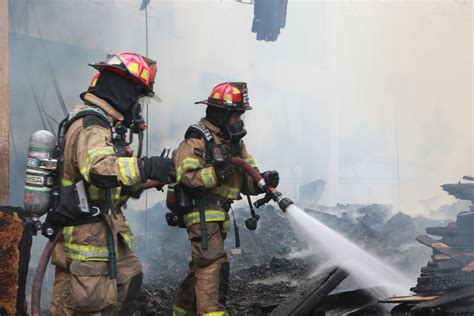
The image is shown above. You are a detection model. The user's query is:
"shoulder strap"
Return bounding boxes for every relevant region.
[65,107,111,131]
[184,122,214,143]
[184,122,215,164]
[55,106,112,186]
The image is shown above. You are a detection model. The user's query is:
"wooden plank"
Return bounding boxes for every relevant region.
[417,235,473,265]
[0,0,9,205]
[270,267,347,316]
[414,285,474,309]
[432,254,452,260]
[379,295,438,303]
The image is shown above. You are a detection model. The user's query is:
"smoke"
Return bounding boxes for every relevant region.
[6,0,472,306]
[9,0,472,213]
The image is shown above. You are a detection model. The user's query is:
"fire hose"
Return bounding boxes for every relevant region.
[229,157,294,212]
[31,234,60,316]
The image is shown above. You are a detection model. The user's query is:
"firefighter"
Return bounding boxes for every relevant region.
[42,52,172,315]
[171,82,279,316]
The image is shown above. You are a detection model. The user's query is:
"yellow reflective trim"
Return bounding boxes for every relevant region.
[80,147,115,181]
[91,78,98,87]
[117,157,138,185]
[223,94,232,102]
[118,159,129,185]
[200,167,217,188]
[181,158,202,169]
[211,184,240,199]
[112,187,121,200]
[62,179,74,186]
[140,68,149,81]
[212,92,220,99]
[128,158,137,180]
[203,311,229,316]
[222,219,230,234]
[232,87,240,94]
[176,166,183,182]
[68,226,74,243]
[64,244,109,261]
[177,158,203,182]
[183,210,226,227]
[128,62,139,74]
[173,305,194,316]
[63,242,108,253]
[244,156,257,168]
[62,226,74,244]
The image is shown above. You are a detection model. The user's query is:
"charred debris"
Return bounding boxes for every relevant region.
[384,176,474,315]
[129,180,467,315]
[6,178,473,315]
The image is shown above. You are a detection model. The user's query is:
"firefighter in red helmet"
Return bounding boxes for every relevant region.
[44,52,171,315]
[169,82,279,315]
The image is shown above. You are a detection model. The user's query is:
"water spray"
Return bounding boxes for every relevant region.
[230,157,411,298]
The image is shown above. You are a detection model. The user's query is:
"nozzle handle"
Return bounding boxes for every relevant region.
[254,193,272,209]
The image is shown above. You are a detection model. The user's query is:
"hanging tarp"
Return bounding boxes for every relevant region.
[251,0,288,42]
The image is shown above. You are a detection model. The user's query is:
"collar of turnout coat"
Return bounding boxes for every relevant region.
[83,92,125,123]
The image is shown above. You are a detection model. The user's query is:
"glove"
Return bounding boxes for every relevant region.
[41,211,67,241]
[262,170,279,188]
[142,156,172,182]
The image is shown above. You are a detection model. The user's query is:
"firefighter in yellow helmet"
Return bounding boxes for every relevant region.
[42,52,172,315]
[169,82,279,315]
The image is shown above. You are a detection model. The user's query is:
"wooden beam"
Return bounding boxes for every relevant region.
[0,0,9,205]
[414,285,474,310]
[270,267,348,316]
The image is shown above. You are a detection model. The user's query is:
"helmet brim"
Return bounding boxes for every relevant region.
[89,63,155,96]
[194,100,252,110]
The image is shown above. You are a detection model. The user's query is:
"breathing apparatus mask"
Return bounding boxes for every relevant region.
[206,107,247,143]
[226,113,247,142]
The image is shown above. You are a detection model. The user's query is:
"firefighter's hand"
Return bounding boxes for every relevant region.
[41,212,67,241]
[262,170,279,188]
[142,156,172,182]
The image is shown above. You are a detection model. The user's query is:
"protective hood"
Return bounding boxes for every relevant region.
[91,71,146,127]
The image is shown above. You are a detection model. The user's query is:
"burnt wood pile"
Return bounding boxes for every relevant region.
[0,206,33,316]
[387,178,474,315]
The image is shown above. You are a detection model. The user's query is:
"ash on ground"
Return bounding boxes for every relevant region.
[127,200,459,315]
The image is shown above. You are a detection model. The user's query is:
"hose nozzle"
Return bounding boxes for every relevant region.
[277,196,294,212]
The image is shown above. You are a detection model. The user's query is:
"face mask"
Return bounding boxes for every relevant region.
[227,120,247,142]
[123,100,146,133]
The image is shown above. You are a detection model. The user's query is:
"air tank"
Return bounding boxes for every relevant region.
[24,130,57,216]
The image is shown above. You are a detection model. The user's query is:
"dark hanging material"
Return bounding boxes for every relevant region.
[251,0,288,42]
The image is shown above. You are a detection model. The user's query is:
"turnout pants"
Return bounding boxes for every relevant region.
[174,222,230,316]
[50,215,142,316]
